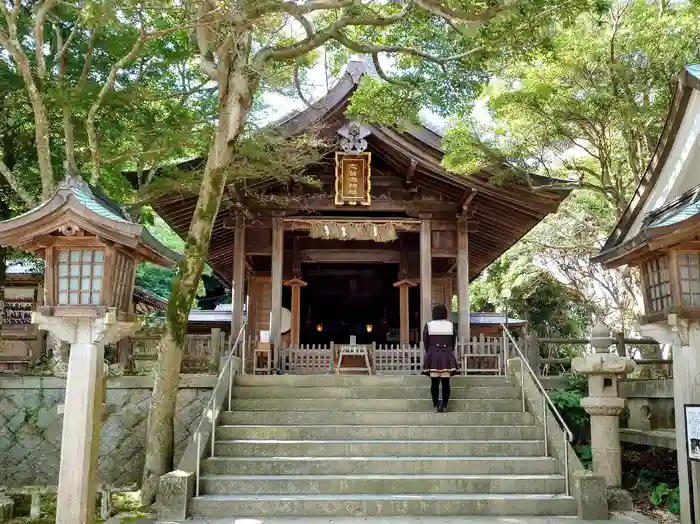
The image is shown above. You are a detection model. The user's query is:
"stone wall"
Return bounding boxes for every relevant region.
[0,375,214,488]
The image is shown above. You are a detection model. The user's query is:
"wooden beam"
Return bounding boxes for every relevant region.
[420,215,432,341]
[270,216,284,372]
[406,158,417,188]
[231,215,246,342]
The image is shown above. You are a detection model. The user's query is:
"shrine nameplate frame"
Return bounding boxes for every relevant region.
[335,152,371,206]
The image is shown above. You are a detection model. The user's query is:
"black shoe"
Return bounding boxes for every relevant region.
[433,405,440,413]
[441,403,448,413]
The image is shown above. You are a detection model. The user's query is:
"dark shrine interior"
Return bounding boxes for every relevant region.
[284,263,418,345]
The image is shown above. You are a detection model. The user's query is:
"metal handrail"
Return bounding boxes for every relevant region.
[501,324,573,496]
[193,320,247,497]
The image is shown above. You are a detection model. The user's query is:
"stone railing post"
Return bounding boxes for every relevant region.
[526,332,540,377]
[572,322,635,510]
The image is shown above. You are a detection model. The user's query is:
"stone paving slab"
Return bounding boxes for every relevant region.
[133,511,657,524]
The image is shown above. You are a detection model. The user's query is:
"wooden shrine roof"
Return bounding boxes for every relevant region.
[0,171,181,268]
[597,65,700,261]
[139,58,573,283]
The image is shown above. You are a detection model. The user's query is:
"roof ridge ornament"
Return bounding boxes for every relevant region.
[338,121,371,154]
[58,162,90,192]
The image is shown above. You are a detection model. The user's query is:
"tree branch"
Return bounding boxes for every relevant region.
[333,31,482,66]
[86,30,150,184]
[54,14,83,62]
[0,158,37,207]
[371,52,414,88]
[0,30,54,199]
[414,0,519,24]
[35,0,58,79]
[56,29,77,172]
[253,2,415,66]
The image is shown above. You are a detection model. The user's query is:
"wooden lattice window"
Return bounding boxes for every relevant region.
[111,251,134,310]
[645,255,672,313]
[57,249,104,305]
[679,252,700,308]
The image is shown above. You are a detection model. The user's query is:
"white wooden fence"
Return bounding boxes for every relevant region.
[373,343,423,375]
[283,344,334,374]
[269,335,519,376]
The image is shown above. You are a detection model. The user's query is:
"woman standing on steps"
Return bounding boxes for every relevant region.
[421,304,460,412]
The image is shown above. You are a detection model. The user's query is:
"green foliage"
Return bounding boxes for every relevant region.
[650,483,681,515]
[469,251,595,337]
[443,0,700,330]
[346,77,422,128]
[550,373,590,445]
[575,444,592,470]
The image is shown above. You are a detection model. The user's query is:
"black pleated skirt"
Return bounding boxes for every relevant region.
[421,347,460,376]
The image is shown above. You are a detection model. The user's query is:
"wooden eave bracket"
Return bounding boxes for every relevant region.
[405,158,418,189]
[459,189,477,217]
[283,278,308,287]
[393,279,417,288]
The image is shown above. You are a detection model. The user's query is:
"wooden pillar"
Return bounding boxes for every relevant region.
[393,280,416,346]
[420,215,432,339]
[270,216,284,372]
[284,279,307,347]
[457,217,470,345]
[672,329,700,524]
[231,215,246,342]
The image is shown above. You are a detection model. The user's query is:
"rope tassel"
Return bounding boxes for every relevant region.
[308,221,398,242]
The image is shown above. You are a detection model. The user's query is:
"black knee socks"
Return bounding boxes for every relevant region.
[431,377,451,408]
[430,377,440,407]
[441,377,451,407]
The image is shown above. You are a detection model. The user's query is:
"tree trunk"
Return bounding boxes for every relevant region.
[140,57,253,504]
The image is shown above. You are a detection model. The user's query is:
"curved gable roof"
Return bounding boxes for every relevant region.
[597,65,700,261]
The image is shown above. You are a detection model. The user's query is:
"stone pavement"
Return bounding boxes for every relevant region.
[114,512,657,524]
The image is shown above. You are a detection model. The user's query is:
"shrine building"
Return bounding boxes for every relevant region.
[149,58,571,372]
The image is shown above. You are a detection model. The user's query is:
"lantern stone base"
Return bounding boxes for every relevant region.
[572,471,608,520]
[157,470,194,521]
[32,310,137,524]
[607,487,634,511]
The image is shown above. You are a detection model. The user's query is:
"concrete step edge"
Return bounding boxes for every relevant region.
[214,439,544,444]
[204,455,555,462]
[217,424,539,429]
[199,474,565,480]
[192,493,573,501]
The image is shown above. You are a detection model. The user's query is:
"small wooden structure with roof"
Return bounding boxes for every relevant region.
[0,171,179,320]
[148,58,570,372]
[594,64,700,524]
[595,65,700,325]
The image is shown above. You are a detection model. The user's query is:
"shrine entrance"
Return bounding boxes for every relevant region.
[293,263,416,346]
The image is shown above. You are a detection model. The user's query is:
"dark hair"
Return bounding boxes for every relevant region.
[432,304,448,321]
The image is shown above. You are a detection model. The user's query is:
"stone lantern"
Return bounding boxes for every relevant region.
[0,171,179,524]
[572,322,636,505]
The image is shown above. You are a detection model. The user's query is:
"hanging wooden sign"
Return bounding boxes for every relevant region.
[335,152,371,206]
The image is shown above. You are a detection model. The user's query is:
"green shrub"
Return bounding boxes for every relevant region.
[650,483,681,515]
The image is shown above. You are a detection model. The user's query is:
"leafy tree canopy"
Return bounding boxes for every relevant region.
[446,0,700,331]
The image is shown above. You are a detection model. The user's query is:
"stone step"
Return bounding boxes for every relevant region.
[213,439,545,457]
[200,474,566,495]
[229,398,523,412]
[234,375,513,388]
[199,473,567,496]
[202,456,561,476]
[215,424,543,441]
[189,493,577,517]
[219,410,535,426]
[231,386,521,399]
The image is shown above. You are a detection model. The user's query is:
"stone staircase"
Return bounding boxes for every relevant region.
[191,374,575,518]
